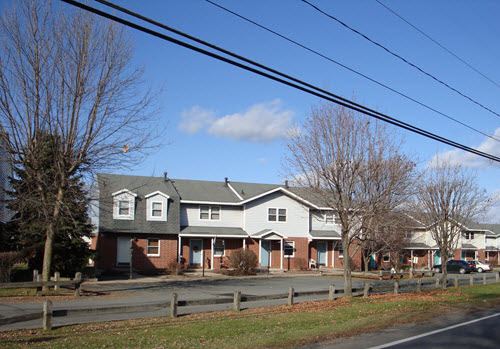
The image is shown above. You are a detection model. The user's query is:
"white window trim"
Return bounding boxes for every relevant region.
[147,238,160,257]
[464,232,474,240]
[118,200,131,217]
[283,240,295,258]
[338,243,344,258]
[112,189,137,220]
[199,205,221,221]
[325,212,334,224]
[148,201,164,221]
[267,207,287,223]
[383,252,391,262]
[213,240,225,257]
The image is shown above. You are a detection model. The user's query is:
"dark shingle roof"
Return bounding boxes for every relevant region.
[309,230,341,239]
[172,179,241,203]
[97,173,181,235]
[180,226,247,237]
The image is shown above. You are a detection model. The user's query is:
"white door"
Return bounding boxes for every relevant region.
[117,236,131,265]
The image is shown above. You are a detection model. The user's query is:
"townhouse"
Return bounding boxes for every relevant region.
[92,173,359,272]
[92,173,499,272]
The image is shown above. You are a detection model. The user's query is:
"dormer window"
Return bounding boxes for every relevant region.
[145,191,169,221]
[118,200,130,216]
[112,189,137,220]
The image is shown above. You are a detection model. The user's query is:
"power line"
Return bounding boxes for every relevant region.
[59,0,500,163]
[204,0,499,143]
[300,0,500,120]
[375,0,500,90]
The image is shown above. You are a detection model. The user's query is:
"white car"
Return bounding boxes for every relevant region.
[470,260,492,273]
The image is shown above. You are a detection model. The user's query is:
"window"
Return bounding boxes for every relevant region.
[200,205,221,220]
[147,239,160,256]
[325,212,334,224]
[268,208,286,222]
[152,202,162,217]
[338,243,344,258]
[405,231,412,239]
[214,240,225,257]
[383,253,390,262]
[284,241,295,258]
[464,232,474,240]
[118,200,130,216]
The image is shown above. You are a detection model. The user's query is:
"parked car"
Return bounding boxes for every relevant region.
[469,260,492,273]
[432,260,474,274]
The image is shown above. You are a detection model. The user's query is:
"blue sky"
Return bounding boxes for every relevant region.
[71,1,500,221]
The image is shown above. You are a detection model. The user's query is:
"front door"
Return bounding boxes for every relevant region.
[117,236,131,265]
[260,240,271,267]
[434,251,441,265]
[317,242,327,266]
[190,239,202,266]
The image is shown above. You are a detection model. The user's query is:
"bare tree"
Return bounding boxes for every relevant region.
[0,0,161,284]
[414,159,489,287]
[283,102,415,297]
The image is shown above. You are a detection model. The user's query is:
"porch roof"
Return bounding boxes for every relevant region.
[252,229,288,240]
[179,226,248,238]
[461,243,479,250]
[405,243,432,250]
[309,230,341,240]
[485,245,500,252]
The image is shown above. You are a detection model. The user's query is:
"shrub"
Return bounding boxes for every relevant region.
[167,261,184,275]
[0,252,20,282]
[228,249,258,273]
[295,258,307,271]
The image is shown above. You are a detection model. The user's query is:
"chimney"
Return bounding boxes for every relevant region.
[224,177,229,186]
[164,172,169,182]
[285,180,289,188]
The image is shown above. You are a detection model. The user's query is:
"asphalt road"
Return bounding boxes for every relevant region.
[303,306,500,349]
[0,273,495,331]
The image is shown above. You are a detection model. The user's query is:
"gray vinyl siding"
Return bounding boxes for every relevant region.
[310,210,340,231]
[244,191,309,237]
[180,204,243,228]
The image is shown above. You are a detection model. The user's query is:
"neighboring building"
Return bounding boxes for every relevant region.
[92,174,358,271]
[0,134,13,224]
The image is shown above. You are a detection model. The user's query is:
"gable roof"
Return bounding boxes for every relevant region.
[171,179,242,203]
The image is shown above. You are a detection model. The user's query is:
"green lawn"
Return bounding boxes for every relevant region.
[1,284,500,348]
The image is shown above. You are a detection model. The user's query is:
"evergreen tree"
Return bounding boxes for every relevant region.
[7,132,93,276]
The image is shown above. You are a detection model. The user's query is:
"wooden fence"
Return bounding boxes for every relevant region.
[1,272,499,331]
[0,271,83,297]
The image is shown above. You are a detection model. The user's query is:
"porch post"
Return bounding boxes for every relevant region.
[280,238,283,270]
[243,238,246,250]
[178,235,182,263]
[410,250,414,269]
[211,237,215,270]
[258,239,261,265]
[428,250,431,268]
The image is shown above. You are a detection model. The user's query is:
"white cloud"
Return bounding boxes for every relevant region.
[257,157,267,165]
[483,190,500,224]
[178,106,215,134]
[428,127,500,168]
[208,100,293,143]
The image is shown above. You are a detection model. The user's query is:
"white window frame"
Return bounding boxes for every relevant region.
[213,239,225,257]
[383,252,391,262]
[199,205,221,221]
[464,231,475,240]
[325,212,334,224]
[283,241,295,258]
[405,231,412,239]
[338,242,344,258]
[118,200,130,216]
[268,208,287,222]
[151,202,163,217]
[147,238,160,256]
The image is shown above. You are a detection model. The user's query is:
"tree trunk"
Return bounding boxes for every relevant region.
[441,249,448,289]
[41,186,64,290]
[363,254,370,273]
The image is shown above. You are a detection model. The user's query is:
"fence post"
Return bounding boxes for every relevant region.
[288,287,294,306]
[54,272,60,291]
[417,278,422,292]
[394,280,399,294]
[496,272,499,283]
[435,277,440,289]
[329,284,335,301]
[454,276,459,288]
[379,270,383,280]
[234,291,241,311]
[470,275,474,286]
[36,274,42,297]
[483,274,487,285]
[409,268,413,279]
[33,269,39,282]
[74,272,82,296]
[42,300,53,330]
[170,293,178,318]
[364,282,370,297]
